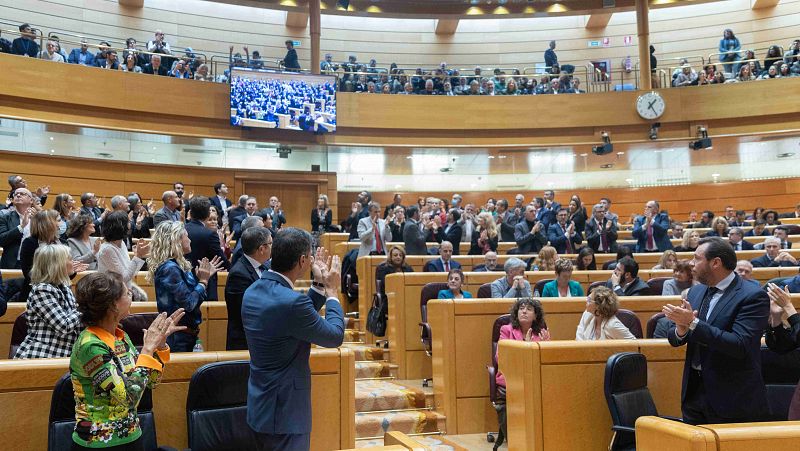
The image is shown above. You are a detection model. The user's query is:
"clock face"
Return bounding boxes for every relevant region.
[636,92,665,120]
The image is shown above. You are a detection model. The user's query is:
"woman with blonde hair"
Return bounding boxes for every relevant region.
[469,211,499,255]
[14,244,82,358]
[652,249,678,270]
[148,221,224,352]
[706,217,730,237]
[575,286,636,340]
[530,245,557,271]
[674,230,700,252]
[19,210,75,302]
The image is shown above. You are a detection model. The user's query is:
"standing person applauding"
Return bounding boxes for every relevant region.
[70,272,185,450]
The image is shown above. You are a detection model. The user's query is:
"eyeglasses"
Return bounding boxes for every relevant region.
[13,192,31,198]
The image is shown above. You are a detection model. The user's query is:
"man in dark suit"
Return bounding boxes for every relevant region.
[495,199,516,242]
[281,40,300,70]
[664,237,770,424]
[585,203,618,254]
[403,206,428,256]
[727,227,754,251]
[261,196,287,229]
[632,200,673,252]
[779,202,800,219]
[79,192,106,233]
[547,208,582,254]
[751,237,798,267]
[772,226,793,250]
[210,182,232,228]
[432,209,463,255]
[347,191,371,240]
[185,197,231,300]
[423,241,461,272]
[142,54,169,76]
[605,256,650,296]
[383,194,403,219]
[0,188,34,269]
[541,190,561,230]
[224,227,271,350]
[67,39,95,65]
[242,228,344,450]
[514,206,548,254]
[473,251,499,272]
[228,195,249,236]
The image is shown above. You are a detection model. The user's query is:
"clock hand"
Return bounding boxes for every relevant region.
[648,99,656,109]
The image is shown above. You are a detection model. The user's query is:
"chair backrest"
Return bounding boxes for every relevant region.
[120,313,158,348]
[477,283,493,299]
[491,315,512,371]
[645,312,666,339]
[186,360,260,451]
[604,352,658,450]
[761,347,800,421]
[587,280,607,294]
[48,373,156,451]
[420,282,449,323]
[9,312,27,358]
[785,225,800,235]
[645,277,671,296]
[615,309,643,338]
[602,260,617,270]
[534,279,553,296]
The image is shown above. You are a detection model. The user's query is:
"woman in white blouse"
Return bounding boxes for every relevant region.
[576,286,636,340]
[96,211,150,300]
[66,215,101,270]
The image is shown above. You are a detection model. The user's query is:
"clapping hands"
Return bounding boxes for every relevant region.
[141,309,187,355]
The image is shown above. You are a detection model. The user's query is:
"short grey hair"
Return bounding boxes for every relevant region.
[736,259,753,270]
[241,216,263,232]
[504,257,526,273]
[764,236,781,246]
[593,203,605,213]
[238,194,249,207]
[110,195,127,209]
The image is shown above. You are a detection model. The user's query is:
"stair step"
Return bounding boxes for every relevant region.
[342,343,386,361]
[355,361,397,379]
[355,380,427,412]
[355,410,446,439]
[354,433,455,450]
[344,329,364,342]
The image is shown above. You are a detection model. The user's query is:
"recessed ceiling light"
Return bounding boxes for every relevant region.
[49,136,54,141]
[498,155,507,159]
[777,153,795,158]
[50,149,55,153]
[600,163,614,169]
[711,173,720,177]
[616,151,625,155]
[625,178,633,183]
[654,150,662,153]
[488,155,496,159]
[152,146,157,150]
[579,153,588,157]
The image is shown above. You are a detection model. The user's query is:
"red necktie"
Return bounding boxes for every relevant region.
[444,261,450,272]
[374,223,383,254]
[600,221,608,252]
[563,225,573,253]
[647,224,655,250]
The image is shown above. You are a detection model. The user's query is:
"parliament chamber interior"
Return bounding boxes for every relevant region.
[2,0,800,449]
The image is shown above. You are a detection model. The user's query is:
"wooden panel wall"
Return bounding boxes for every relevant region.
[0,150,339,225]
[344,177,800,224]
[1,0,798,71]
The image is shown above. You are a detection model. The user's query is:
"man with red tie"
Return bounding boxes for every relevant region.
[547,208,582,254]
[357,202,391,258]
[632,200,673,253]
[423,241,462,272]
[585,203,618,254]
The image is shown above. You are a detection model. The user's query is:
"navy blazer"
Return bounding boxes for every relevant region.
[667,274,770,421]
[750,254,797,268]
[243,271,344,434]
[514,220,548,254]
[632,213,673,252]
[729,239,754,251]
[0,210,22,269]
[185,219,230,300]
[223,256,259,350]
[67,48,95,65]
[547,223,582,254]
[209,196,232,221]
[423,258,462,272]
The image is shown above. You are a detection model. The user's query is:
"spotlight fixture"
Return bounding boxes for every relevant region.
[592,131,613,156]
[690,126,712,150]
[649,122,661,140]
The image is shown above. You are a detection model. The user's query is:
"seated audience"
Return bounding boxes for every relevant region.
[423,241,461,272]
[120,52,142,73]
[0,187,35,269]
[547,208,582,254]
[375,246,414,292]
[773,225,792,249]
[575,247,596,271]
[95,50,119,70]
[763,209,782,226]
[584,203,617,254]
[529,245,557,271]
[606,256,650,296]
[473,251,499,272]
[751,236,798,267]
[11,23,39,58]
[143,54,169,76]
[19,210,70,302]
[70,272,181,449]
[469,211,499,255]
[653,249,678,270]
[97,211,149,300]
[745,219,770,237]
[148,221,223,352]
[779,202,800,219]
[674,230,700,252]
[491,257,532,298]
[735,259,760,287]
[14,244,81,359]
[662,259,695,295]
[728,210,749,227]
[670,222,685,240]
[728,227,754,251]
[66,214,101,270]
[541,258,585,298]
[705,217,729,237]
[39,39,64,62]
[576,286,636,340]
[224,227,272,350]
[437,268,472,299]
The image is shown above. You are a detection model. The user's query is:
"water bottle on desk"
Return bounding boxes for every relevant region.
[193,339,204,352]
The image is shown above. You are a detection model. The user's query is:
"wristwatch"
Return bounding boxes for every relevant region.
[688,317,699,331]
[312,281,325,289]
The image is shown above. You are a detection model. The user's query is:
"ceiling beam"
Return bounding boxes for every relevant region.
[750,0,780,9]
[286,11,309,28]
[585,12,612,28]
[435,19,459,35]
[118,0,144,6]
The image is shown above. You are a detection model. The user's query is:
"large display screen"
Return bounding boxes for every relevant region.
[230,68,337,133]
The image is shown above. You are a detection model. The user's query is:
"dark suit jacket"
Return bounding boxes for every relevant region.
[605,277,650,296]
[667,274,770,421]
[423,258,462,272]
[142,63,169,76]
[261,207,287,229]
[469,230,498,255]
[67,49,95,65]
[729,239,754,251]
[403,219,428,255]
[585,217,618,253]
[433,223,463,255]
[751,254,798,268]
[79,205,103,230]
[185,219,231,300]
[779,212,800,219]
[547,223,582,254]
[229,207,248,238]
[632,213,673,252]
[224,256,259,350]
[209,196,232,221]
[0,210,22,269]
[514,220,548,254]
[242,271,344,434]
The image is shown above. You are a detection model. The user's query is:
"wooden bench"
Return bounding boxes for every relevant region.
[636,416,800,450]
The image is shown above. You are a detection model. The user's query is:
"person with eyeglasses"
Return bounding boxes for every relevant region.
[0,188,37,269]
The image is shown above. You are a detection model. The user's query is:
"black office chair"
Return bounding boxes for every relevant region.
[533,278,553,296]
[587,280,607,294]
[645,277,671,296]
[9,312,27,358]
[604,352,680,451]
[120,313,159,348]
[477,283,493,298]
[48,373,160,451]
[615,309,643,339]
[645,312,666,339]
[186,360,260,451]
